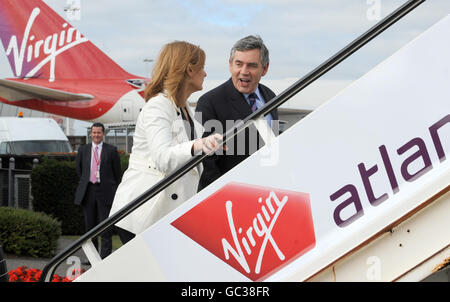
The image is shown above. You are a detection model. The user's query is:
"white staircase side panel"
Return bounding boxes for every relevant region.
[76,233,166,282]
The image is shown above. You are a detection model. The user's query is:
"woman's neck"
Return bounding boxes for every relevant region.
[175,81,195,108]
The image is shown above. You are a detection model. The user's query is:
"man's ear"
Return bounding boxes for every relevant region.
[261,62,269,77]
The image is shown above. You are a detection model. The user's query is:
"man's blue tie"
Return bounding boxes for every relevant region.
[248,93,258,112]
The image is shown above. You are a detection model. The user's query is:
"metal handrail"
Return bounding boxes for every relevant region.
[40,0,424,282]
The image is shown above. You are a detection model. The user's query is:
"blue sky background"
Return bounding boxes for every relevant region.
[1,0,449,81]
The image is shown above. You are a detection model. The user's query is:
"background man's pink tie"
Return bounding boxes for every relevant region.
[90,146,99,183]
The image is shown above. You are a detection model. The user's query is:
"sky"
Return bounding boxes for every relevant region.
[0,0,449,133]
[1,0,450,80]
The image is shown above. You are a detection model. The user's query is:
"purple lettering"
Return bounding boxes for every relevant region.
[429,114,449,162]
[397,137,432,182]
[379,145,399,194]
[330,184,364,228]
[358,162,388,206]
[331,115,447,228]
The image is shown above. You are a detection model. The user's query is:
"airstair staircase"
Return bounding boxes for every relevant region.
[40,0,449,282]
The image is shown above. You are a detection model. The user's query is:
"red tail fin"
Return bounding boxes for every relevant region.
[0,0,133,82]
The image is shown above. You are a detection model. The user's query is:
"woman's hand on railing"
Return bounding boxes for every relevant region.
[192,133,226,155]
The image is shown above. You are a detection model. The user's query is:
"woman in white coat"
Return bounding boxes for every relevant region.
[109,41,223,243]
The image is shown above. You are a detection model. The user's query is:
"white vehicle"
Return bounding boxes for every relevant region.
[0,117,73,155]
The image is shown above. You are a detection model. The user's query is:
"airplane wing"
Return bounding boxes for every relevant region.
[0,79,94,102]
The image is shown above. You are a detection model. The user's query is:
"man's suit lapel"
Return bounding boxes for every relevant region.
[226,79,278,121]
[85,144,92,176]
[100,144,106,166]
[226,79,252,120]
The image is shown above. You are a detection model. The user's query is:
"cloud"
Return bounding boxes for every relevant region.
[1,0,450,82]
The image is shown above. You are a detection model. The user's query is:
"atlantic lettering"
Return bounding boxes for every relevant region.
[331,114,449,227]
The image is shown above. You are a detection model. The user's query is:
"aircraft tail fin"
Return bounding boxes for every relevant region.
[0,0,133,82]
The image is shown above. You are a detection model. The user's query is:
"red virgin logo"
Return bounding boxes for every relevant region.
[171,182,316,281]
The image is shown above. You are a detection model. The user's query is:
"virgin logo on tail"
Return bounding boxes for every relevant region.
[172,183,316,281]
[5,7,87,82]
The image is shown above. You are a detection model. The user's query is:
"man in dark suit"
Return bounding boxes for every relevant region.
[195,35,278,191]
[74,123,122,259]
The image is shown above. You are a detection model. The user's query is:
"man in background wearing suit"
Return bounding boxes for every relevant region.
[74,123,122,259]
[195,35,279,191]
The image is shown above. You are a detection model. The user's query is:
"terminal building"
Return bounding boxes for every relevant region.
[0,78,351,154]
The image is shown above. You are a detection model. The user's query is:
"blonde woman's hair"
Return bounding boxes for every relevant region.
[144,41,205,106]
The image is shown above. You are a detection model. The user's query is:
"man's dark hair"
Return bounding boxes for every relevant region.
[91,122,105,133]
